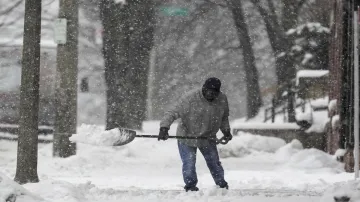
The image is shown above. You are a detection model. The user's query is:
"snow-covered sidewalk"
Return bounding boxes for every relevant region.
[0,124,357,202]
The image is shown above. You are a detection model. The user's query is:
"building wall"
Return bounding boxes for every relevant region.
[327,0,344,154]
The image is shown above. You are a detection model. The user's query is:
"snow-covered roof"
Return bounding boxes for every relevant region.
[296,70,329,85]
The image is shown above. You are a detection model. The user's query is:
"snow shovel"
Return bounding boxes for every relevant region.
[115,128,230,146]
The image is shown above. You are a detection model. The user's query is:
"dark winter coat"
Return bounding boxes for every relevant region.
[160,88,231,147]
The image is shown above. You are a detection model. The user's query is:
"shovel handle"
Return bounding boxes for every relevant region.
[135,134,208,140]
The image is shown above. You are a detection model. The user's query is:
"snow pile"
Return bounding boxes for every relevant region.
[273,139,343,173]
[0,172,41,202]
[217,132,342,174]
[218,132,286,158]
[334,149,347,161]
[275,139,304,162]
[23,180,87,202]
[282,148,344,173]
[69,124,135,146]
[320,180,360,202]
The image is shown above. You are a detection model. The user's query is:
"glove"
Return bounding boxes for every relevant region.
[158,127,169,141]
[223,130,233,141]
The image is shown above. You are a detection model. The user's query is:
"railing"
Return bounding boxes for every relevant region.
[263,82,309,123]
[263,98,307,123]
[0,123,53,135]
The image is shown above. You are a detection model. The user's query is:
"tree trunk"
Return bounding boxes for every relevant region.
[100,0,129,130]
[229,0,262,118]
[53,0,78,157]
[125,0,155,128]
[100,0,155,130]
[14,0,41,184]
[100,0,119,130]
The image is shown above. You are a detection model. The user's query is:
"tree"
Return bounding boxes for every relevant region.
[250,0,307,99]
[150,1,262,119]
[53,0,78,157]
[100,0,155,130]
[227,0,262,118]
[14,0,41,184]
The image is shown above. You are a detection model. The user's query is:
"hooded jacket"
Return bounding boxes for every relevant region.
[160,88,230,147]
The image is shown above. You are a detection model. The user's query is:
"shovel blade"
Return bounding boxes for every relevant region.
[113,128,137,146]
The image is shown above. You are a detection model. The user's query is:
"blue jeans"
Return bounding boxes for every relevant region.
[178,141,227,188]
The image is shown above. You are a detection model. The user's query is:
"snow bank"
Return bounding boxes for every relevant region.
[320,180,360,202]
[0,172,41,202]
[275,139,304,162]
[23,180,86,202]
[70,124,135,146]
[217,132,342,175]
[282,148,344,173]
[218,132,286,158]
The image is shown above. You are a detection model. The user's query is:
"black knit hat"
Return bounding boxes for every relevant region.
[203,77,221,92]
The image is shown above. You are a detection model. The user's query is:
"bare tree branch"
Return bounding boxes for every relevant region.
[0,0,22,15]
[0,14,23,28]
[250,0,285,52]
[266,0,279,25]
[250,0,275,31]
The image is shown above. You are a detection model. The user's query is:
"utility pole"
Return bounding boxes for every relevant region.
[53,0,78,157]
[14,0,41,184]
[353,3,360,179]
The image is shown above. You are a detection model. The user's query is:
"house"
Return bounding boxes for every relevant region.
[0,0,106,128]
[327,0,360,171]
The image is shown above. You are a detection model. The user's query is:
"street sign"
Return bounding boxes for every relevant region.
[160,6,188,16]
[54,18,67,44]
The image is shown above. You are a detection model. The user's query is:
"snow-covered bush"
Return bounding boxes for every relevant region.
[281,22,330,71]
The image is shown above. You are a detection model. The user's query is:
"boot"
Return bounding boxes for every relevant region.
[184,186,199,192]
[219,184,228,189]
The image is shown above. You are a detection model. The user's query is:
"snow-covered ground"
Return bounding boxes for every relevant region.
[0,121,358,202]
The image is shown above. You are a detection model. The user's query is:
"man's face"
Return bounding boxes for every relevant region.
[202,87,220,102]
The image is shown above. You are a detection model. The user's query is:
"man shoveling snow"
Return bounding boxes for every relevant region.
[158,77,233,192]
